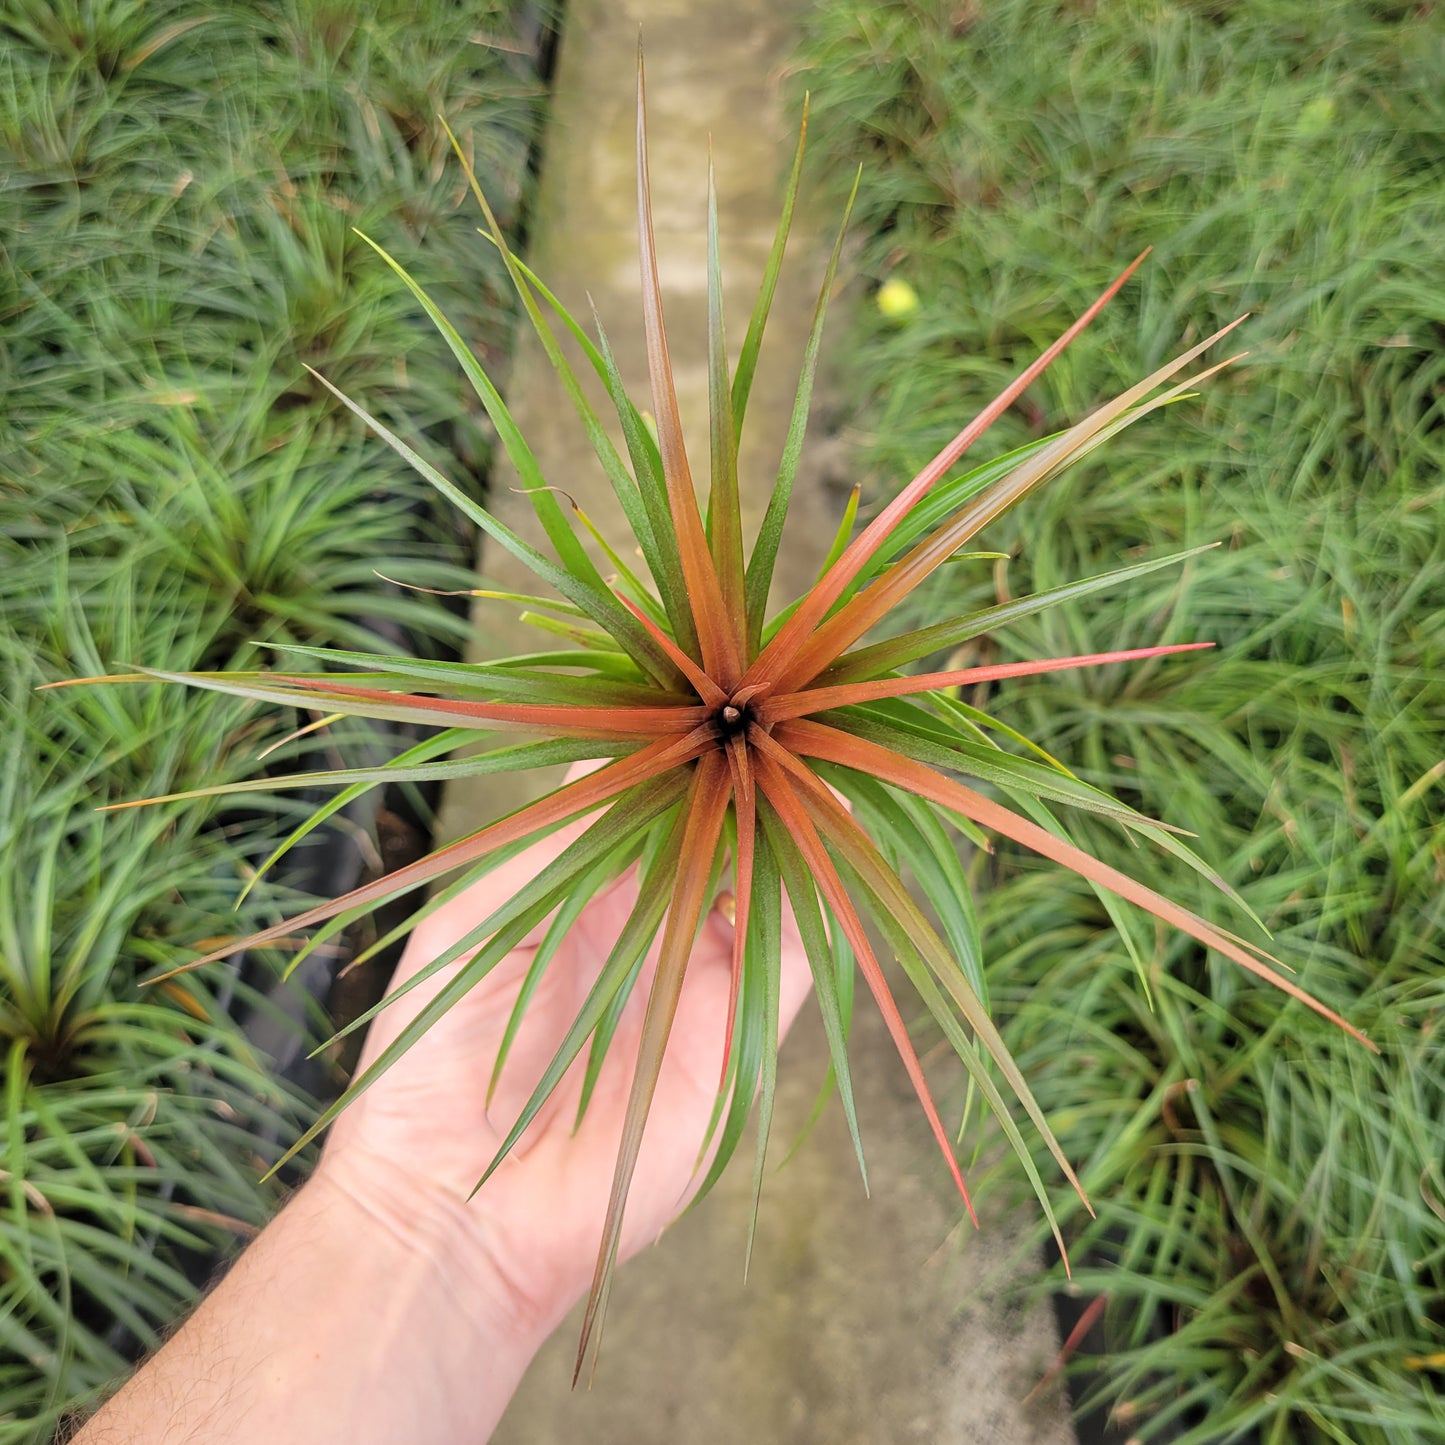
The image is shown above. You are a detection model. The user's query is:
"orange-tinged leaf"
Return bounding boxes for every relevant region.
[267,674,705,737]
[761,749,1089,1267]
[148,726,714,980]
[743,252,1149,693]
[719,733,756,1093]
[821,543,1220,684]
[617,595,726,707]
[776,331,1248,691]
[781,720,1375,1050]
[758,643,1215,724]
[121,666,693,736]
[156,981,212,1021]
[575,749,735,1382]
[750,731,979,1226]
[635,51,740,690]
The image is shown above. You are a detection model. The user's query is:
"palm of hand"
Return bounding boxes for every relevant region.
[324,810,811,1337]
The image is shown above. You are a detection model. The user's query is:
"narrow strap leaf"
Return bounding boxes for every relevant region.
[482,807,691,1181]
[773,335,1247,692]
[304,364,678,688]
[573,819,681,1125]
[750,732,977,1221]
[237,728,464,902]
[266,642,668,705]
[780,719,1374,1048]
[618,595,726,707]
[139,664,699,734]
[438,123,683,646]
[150,725,713,979]
[828,702,1265,922]
[815,484,861,581]
[759,643,1214,723]
[589,308,697,659]
[731,93,808,435]
[826,705,1168,835]
[742,168,860,655]
[267,779,688,1179]
[635,52,741,688]
[829,843,1079,1273]
[775,754,1085,1220]
[757,802,867,1195]
[824,544,1220,682]
[706,152,747,660]
[574,748,735,1382]
[499,252,666,495]
[1013,791,1155,1003]
[350,233,681,690]
[510,612,632,654]
[837,437,1055,603]
[488,832,650,1105]
[719,733,757,1091]
[744,836,781,1273]
[835,771,987,1005]
[139,669,705,738]
[926,691,1075,778]
[569,500,669,629]
[744,253,1151,692]
[352,778,708,1034]
[485,248,665,500]
[100,735,634,813]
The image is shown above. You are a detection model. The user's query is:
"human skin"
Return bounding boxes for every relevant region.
[76,792,813,1443]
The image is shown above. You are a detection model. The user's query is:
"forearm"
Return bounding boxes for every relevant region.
[76,1151,544,1445]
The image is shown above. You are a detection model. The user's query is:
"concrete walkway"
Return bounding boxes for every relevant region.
[436,1,1078,1439]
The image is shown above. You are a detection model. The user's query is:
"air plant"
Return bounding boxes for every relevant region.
[83,61,1370,1377]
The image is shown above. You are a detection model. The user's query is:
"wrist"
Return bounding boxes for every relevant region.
[78,1148,547,1445]
[310,1143,552,1358]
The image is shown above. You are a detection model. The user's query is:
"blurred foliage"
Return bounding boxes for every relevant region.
[795,2,1443,1441]
[0,2,551,1437]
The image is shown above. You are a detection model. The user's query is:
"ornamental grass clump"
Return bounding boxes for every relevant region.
[84,63,1370,1374]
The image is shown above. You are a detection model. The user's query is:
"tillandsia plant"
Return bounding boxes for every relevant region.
[80,61,1371,1375]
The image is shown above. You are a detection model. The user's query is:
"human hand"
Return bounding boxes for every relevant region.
[317,765,815,1352]
[76,772,814,1445]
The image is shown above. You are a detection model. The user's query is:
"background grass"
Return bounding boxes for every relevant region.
[794,2,1443,1441]
[0,3,550,1437]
